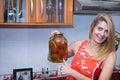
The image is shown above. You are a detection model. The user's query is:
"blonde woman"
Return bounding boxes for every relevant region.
[50,13,116,80]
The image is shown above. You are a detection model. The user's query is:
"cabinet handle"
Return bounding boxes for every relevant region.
[40,0,43,16]
[30,0,34,16]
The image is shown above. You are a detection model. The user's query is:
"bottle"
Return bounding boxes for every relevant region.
[48,33,68,63]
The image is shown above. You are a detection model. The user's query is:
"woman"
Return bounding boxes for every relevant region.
[50,13,116,80]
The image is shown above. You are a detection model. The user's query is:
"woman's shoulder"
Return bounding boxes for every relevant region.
[103,51,116,66]
[103,52,116,62]
[106,52,116,61]
[108,51,116,60]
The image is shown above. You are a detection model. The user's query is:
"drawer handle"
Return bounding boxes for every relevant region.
[30,0,34,16]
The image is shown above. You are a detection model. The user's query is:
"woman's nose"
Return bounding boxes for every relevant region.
[100,31,105,36]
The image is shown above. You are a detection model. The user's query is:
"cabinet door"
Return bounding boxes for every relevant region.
[26,0,46,23]
[64,0,73,25]
[26,0,73,24]
[0,0,4,23]
[1,0,27,23]
[45,0,73,25]
[36,0,46,23]
[26,0,37,23]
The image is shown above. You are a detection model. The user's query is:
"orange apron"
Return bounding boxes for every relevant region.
[66,40,103,80]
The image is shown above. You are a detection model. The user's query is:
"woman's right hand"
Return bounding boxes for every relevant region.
[61,59,72,76]
[50,30,61,37]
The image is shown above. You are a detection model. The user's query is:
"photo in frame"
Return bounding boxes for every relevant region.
[13,68,33,80]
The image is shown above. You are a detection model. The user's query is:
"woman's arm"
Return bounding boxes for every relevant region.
[98,52,116,80]
[67,40,82,57]
[69,69,92,80]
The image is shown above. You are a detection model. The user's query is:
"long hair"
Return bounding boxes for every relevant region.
[89,13,115,60]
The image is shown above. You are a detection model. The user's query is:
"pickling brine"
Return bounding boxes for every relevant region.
[48,33,68,63]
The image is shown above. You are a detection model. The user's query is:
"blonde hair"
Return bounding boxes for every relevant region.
[89,13,115,60]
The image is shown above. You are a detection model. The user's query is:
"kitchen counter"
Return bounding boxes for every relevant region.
[33,75,66,80]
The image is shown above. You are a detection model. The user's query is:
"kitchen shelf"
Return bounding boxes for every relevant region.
[0,23,73,28]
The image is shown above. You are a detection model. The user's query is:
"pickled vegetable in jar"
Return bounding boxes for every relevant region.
[48,33,68,63]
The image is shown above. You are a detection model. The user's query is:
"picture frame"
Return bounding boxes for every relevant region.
[13,68,33,80]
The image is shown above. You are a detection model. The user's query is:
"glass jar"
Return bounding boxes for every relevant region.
[48,33,68,63]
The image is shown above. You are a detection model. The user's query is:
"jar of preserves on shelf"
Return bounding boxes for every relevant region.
[48,33,68,63]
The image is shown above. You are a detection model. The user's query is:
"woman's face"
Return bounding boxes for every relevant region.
[92,21,109,44]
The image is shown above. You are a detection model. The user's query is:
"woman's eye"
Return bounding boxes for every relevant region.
[98,27,103,31]
[105,30,108,34]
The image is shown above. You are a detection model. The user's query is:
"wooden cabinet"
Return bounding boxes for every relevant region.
[0,0,73,27]
[26,0,46,23]
[0,0,4,23]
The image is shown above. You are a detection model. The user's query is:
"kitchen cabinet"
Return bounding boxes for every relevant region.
[0,0,4,23]
[0,0,73,28]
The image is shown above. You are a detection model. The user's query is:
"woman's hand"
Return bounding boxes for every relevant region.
[61,59,73,76]
[61,59,92,80]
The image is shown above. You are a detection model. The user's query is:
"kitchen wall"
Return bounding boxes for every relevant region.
[0,15,120,75]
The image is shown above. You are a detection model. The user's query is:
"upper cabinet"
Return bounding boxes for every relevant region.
[73,0,120,15]
[0,0,73,27]
[0,0,4,23]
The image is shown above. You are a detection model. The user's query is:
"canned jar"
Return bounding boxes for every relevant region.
[48,33,68,63]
